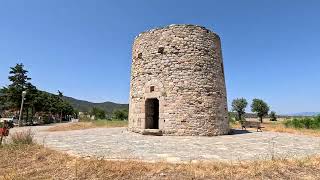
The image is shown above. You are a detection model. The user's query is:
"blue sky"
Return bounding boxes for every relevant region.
[0,0,319,114]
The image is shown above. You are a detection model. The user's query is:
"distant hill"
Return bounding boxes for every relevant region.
[63,96,128,114]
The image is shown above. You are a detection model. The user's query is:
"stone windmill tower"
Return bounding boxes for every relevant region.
[128,24,229,136]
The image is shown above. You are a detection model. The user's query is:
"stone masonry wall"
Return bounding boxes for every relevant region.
[128,24,229,136]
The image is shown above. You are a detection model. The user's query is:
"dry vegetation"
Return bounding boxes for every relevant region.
[10,128,34,144]
[0,143,320,179]
[231,118,320,137]
[263,121,320,137]
[46,120,128,132]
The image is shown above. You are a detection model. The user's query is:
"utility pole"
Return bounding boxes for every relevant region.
[18,91,27,127]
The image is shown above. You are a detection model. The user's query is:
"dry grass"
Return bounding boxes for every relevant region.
[0,144,320,179]
[46,120,128,132]
[231,120,320,137]
[10,128,34,145]
[263,121,320,137]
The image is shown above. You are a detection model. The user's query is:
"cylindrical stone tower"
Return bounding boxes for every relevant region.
[129,24,229,136]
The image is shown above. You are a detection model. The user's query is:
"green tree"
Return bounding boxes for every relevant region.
[2,63,36,110]
[231,98,248,121]
[270,111,277,121]
[90,107,106,120]
[251,99,270,123]
[0,63,38,124]
[58,90,63,122]
[112,109,128,120]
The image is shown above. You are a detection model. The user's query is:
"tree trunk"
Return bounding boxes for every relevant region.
[26,107,29,124]
[260,116,263,123]
[31,106,35,124]
[60,111,62,123]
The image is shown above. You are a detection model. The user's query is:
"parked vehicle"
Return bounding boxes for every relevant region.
[0,117,18,127]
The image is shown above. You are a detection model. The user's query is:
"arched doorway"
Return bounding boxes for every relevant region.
[145,98,159,129]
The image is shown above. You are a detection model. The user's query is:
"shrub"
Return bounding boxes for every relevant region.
[228,112,236,124]
[112,109,128,120]
[270,111,277,121]
[10,129,34,145]
[284,116,320,130]
[79,116,92,122]
[90,107,106,120]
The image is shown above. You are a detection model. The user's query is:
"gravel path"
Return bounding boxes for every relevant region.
[9,125,320,163]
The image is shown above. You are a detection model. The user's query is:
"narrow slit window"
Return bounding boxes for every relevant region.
[221,62,224,75]
[150,86,155,92]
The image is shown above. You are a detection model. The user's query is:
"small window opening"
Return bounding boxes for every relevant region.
[150,86,155,92]
[158,47,164,54]
[138,53,142,59]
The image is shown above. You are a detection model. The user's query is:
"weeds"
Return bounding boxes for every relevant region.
[10,129,34,145]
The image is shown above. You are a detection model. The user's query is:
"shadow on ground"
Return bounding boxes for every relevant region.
[229,129,252,135]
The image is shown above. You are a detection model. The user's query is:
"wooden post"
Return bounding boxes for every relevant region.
[0,133,3,146]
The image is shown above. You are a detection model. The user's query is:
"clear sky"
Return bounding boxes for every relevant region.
[0,0,319,114]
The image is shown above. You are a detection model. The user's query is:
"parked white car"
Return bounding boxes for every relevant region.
[0,117,18,126]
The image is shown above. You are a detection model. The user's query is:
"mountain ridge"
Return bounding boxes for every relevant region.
[62,96,128,113]
[62,95,319,117]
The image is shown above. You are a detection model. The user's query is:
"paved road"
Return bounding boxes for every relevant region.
[9,125,320,163]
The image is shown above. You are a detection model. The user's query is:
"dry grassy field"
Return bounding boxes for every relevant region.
[234,118,320,137]
[1,144,320,180]
[46,120,128,132]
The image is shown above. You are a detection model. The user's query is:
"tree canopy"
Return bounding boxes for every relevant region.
[270,111,277,121]
[112,109,128,120]
[231,98,248,121]
[251,99,270,123]
[90,107,106,120]
[0,63,37,110]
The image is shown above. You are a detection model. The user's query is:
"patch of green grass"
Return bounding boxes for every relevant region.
[93,119,128,127]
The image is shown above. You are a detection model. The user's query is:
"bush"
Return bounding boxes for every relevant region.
[10,129,34,145]
[90,107,106,120]
[79,116,92,122]
[228,112,236,125]
[112,109,128,120]
[270,111,277,121]
[284,116,320,130]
